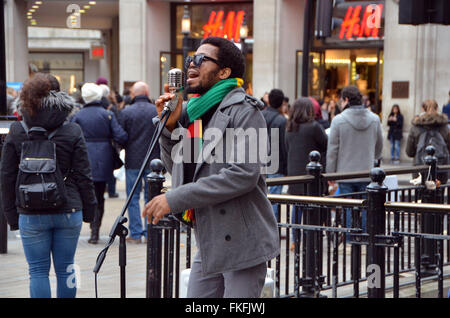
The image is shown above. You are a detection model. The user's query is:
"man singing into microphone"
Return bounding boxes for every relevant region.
[142,36,280,298]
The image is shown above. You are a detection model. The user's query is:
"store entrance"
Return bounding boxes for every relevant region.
[297,48,383,116]
[323,48,383,114]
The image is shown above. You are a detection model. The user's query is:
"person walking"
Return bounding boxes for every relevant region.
[327,99,340,125]
[285,97,327,250]
[261,88,288,220]
[387,104,404,164]
[0,73,97,298]
[142,36,279,298]
[118,81,160,244]
[406,99,450,184]
[327,85,383,235]
[71,83,128,244]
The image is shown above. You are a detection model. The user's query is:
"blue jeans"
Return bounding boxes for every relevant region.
[291,205,303,242]
[267,173,284,220]
[338,182,368,240]
[19,211,82,298]
[126,169,150,239]
[390,136,401,161]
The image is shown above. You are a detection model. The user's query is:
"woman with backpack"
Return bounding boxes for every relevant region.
[406,99,450,183]
[387,104,404,164]
[0,73,97,298]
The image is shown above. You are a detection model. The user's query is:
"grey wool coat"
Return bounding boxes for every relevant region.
[159,87,280,276]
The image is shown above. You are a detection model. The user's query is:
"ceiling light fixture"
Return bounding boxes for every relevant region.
[89,1,96,5]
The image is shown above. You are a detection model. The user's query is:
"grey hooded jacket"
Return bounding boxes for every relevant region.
[326,106,383,182]
[159,87,280,276]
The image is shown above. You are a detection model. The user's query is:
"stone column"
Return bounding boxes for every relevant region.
[253,0,304,102]
[382,0,450,162]
[119,0,148,93]
[146,1,171,100]
[4,0,28,82]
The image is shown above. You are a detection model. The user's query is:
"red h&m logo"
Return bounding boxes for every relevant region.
[91,45,105,60]
[202,10,246,42]
[339,4,383,40]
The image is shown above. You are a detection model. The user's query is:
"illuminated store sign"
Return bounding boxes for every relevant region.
[339,4,383,40]
[90,45,105,60]
[202,10,246,42]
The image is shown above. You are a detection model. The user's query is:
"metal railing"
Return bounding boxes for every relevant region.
[145,146,450,298]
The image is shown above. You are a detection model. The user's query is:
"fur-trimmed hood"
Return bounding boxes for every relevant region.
[412,112,449,128]
[19,91,78,131]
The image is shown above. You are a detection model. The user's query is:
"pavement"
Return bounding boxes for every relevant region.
[0,176,193,298]
[1,161,449,298]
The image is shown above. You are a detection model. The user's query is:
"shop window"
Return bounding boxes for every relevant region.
[29,52,84,94]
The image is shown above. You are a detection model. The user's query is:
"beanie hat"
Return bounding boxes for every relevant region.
[96,77,108,85]
[81,83,103,104]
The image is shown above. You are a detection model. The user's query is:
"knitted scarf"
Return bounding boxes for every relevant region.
[186,78,243,123]
[181,77,243,225]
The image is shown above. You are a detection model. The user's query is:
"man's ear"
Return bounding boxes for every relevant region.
[219,67,232,80]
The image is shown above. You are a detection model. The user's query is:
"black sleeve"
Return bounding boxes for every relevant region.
[0,131,20,230]
[279,118,288,175]
[71,125,97,223]
[316,122,328,153]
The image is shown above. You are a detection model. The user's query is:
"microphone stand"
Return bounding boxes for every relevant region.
[93,109,171,298]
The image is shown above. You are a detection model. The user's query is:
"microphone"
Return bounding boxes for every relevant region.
[161,68,184,118]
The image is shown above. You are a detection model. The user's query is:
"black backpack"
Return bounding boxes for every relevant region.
[16,121,68,211]
[415,128,449,166]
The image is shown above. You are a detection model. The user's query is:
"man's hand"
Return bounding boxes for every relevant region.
[142,194,171,225]
[155,83,183,132]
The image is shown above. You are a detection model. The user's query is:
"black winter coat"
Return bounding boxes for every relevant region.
[261,107,288,175]
[285,121,328,195]
[118,95,160,169]
[387,113,404,140]
[71,100,128,181]
[0,91,97,230]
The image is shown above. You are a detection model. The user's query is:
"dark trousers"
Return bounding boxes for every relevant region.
[91,181,106,231]
[107,175,116,195]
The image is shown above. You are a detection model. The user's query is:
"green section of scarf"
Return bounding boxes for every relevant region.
[186,78,243,123]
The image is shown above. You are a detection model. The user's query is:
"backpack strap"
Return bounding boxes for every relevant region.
[48,122,67,140]
[20,120,67,140]
[20,120,29,136]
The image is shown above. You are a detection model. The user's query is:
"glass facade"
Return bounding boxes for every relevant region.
[29,52,84,94]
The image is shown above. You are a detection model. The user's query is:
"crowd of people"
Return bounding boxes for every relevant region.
[1,37,450,298]
[262,86,450,248]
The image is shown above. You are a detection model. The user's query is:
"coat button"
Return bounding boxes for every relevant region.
[225,235,231,241]
[220,209,226,215]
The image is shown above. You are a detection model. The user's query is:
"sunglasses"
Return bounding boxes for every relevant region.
[185,54,221,69]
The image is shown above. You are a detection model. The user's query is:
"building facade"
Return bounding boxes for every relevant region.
[4,0,450,162]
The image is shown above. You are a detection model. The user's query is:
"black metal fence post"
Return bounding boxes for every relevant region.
[421,145,441,276]
[303,151,323,297]
[146,159,166,298]
[366,168,387,298]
